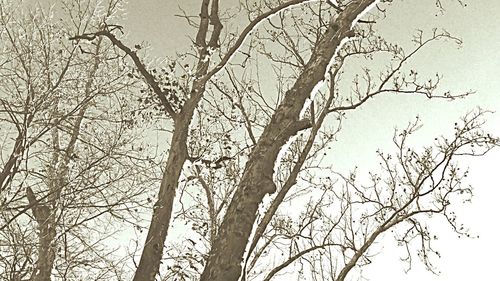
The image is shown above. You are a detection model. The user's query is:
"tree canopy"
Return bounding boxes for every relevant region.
[0,1,497,280]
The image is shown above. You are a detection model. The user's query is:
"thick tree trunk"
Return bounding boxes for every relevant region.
[26,187,56,281]
[243,71,338,277]
[31,215,57,281]
[199,1,377,280]
[131,3,217,277]
[132,118,190,281]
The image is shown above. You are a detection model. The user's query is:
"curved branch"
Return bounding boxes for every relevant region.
[203,0,309,82]
[70,28,177,118]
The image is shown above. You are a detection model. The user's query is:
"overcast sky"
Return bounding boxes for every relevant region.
[14,0,500,279]
[118,1,500,280]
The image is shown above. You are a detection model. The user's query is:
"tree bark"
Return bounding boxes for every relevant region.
[132,0,222,277]
[132,15,212,278]
[132,117,190,281]
[0,132,25,192]
[243,65,340,278]
[27,187,56,281]
[69,2,316,279]
[199,1,377,280]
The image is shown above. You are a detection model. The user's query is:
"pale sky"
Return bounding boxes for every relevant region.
[9,0,500,280]
[119,1,500,280]
[19,0,498,279]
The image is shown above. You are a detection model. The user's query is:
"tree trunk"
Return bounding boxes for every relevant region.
[243,69,338,277]
[199,1,377,280]
[132,118,190,281]
[26,187,56,281]
[0,133,24,192]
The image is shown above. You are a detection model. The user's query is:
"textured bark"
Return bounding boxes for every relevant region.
[26,187,56,281]
[76,11,211,281]
[69,32,202,281]
[85,12,215,281]
[131,0,226,277]
[199,1,377,280]
[132,117,190,281]
[70,1,331,279]
[131,2,214,275]
[243,67,340,278]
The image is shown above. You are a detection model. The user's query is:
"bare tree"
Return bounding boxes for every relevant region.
[240,109,496,280]
[3,0,493,281]
[0,1,155,280]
